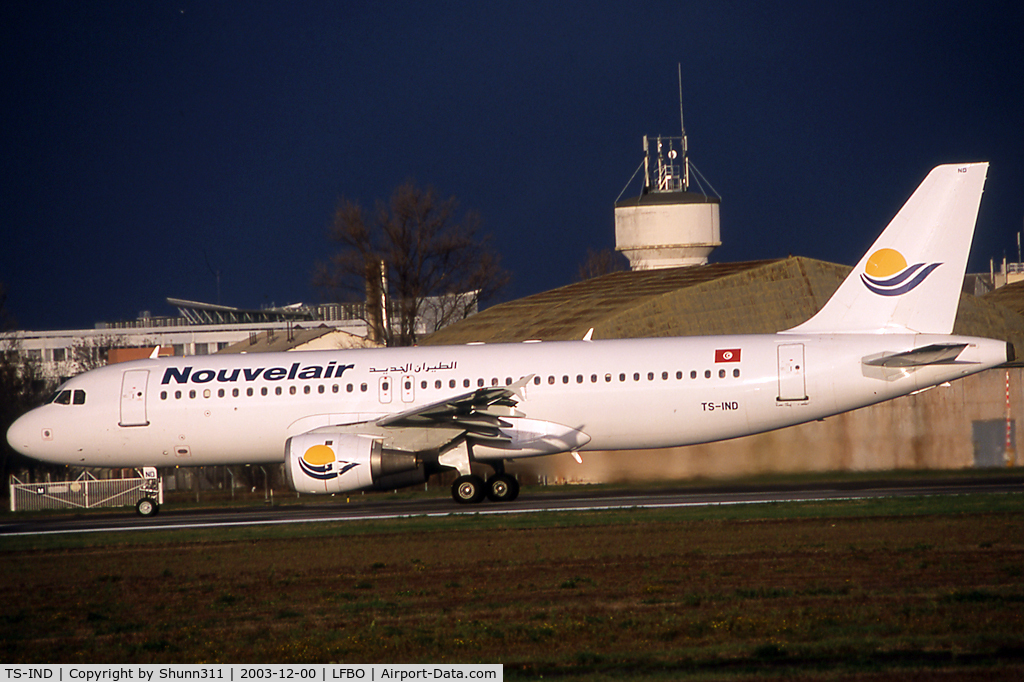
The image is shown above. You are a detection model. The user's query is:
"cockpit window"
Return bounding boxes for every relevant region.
[47,389,85,405]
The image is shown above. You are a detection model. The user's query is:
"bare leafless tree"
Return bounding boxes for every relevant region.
[68,335,118,374]
[314,181,510,346]
[576,247,630,281]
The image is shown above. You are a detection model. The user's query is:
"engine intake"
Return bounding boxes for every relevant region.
[284,433,424,495]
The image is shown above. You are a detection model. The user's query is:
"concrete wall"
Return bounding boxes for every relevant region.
[508,366,1022,484]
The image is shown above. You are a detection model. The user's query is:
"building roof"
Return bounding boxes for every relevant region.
[981,279,1024,317]
[167,297,313,325]
[218,326,379,353]
[614,190,722,208]
[422,257,1024,359]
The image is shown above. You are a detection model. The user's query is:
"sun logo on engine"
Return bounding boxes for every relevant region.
[299,443,358,480]
[860,248,941,297]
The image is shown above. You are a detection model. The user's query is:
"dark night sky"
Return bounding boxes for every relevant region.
[3,1,1022,331]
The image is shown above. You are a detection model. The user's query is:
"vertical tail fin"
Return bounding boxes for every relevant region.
[786,162,988,334]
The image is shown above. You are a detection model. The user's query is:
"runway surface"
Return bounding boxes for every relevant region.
[2,476,1021,537]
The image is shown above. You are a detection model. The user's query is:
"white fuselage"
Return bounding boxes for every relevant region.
[7,333,1008,468]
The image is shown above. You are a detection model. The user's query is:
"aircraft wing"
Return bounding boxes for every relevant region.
[374,375,531,440]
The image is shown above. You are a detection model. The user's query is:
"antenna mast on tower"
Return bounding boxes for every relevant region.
[678,62,689,191]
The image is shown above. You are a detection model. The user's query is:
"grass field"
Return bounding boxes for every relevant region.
[2,488,1024,680]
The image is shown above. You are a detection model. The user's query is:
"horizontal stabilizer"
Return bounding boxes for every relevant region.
[862,343,969,368]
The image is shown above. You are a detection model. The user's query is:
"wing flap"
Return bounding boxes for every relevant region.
[375,375,533,429]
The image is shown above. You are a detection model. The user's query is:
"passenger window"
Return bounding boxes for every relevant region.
[203,389,211,399]
[619,373,626,382]
[477,378,484,387]
[421,381,428,389]
[189,390,196,399]
[332,385,339,393]
[704,370,711,379]
[435,380,442,389]
[662,372,669,380]
[733,369,741,378]
[648,372,654,381]
[175,391,182,400]
[590,374,597,383]
[719,369,726,378]
[548,376,555,385]
[690,370,697,379]
[248,388,254,397]
[562,376,569,384]
[676,371,683,380]
[233,388,240,397]
[534,376,541,385]
[218,389,225,398]
[262,387,268,396]
[491,378,499,386]
[505,377,512,385]
[449,379,456,388]
[576,375,583,384]
[360,383,368,392]
[633,373,640,382]
[276,387,282,396]
[160,391,167,401]
[464,379,471,388]
[347,384,354,393]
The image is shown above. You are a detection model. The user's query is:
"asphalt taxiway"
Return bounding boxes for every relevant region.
[2,475,1021,537]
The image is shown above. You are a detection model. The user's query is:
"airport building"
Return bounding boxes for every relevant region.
[4,294,474,383]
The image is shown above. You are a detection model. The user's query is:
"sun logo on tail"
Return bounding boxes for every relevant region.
[860,248,941,296]
[298,443,358,480]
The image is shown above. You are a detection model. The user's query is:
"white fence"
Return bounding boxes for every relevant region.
[9,471,163,512]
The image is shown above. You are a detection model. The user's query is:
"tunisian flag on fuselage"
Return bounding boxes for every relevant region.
[715,348,741,363]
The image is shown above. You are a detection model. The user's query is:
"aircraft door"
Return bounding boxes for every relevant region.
[378,375,393,404]
[120,369,150,427]
[777,344,808,402]
[401,375,415,403]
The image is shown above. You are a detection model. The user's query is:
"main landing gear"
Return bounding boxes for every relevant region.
[451,473,520,504]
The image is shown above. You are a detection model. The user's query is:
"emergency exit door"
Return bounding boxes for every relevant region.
[119,369,150,427]
[777,344,808,402]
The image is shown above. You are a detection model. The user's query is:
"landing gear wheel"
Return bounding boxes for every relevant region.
[452,475,486,504]
[487,474,520,502]
[136,497,159,517]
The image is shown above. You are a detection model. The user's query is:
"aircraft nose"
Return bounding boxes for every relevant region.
[6,410,41,456]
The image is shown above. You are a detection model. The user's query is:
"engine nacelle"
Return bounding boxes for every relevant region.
[284,433,425,495]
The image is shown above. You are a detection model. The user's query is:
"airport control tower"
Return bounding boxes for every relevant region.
[614,106,721,270]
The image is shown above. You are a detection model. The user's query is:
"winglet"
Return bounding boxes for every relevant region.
[785,163,988,334]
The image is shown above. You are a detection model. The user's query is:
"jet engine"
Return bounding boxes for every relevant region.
[284,433,425,495]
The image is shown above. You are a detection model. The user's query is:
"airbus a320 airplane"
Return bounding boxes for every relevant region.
[7,163,1011,514]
